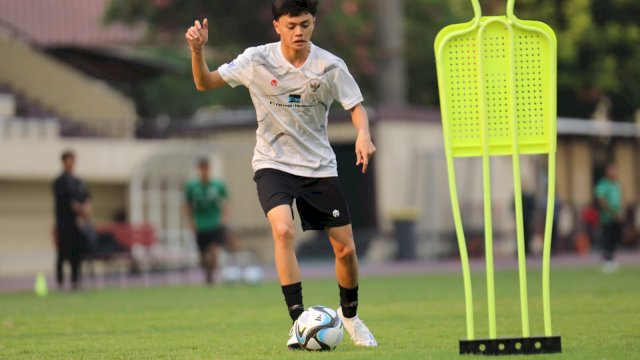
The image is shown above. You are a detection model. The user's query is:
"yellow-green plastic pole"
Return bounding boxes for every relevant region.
[543,155,556,336]
[436,2,482,340]
[542,2,558,334]
[506,1,558,337]
[444,152,475,340]
[476,22,497,340]
[506,11,531,338]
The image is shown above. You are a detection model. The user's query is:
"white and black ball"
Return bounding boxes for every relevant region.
[295,306,344,351]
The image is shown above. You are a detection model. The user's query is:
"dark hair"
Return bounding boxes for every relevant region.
[272,0,318,20]
[61,150,75,161]
[197,157,209,166]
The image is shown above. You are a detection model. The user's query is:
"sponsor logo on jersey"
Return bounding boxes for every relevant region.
[288,94,302,103]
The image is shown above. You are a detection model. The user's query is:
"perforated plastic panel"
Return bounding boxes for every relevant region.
[436,17,556,157]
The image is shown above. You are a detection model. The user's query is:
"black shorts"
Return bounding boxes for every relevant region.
[253,168,351,231]
[195,227,227,253]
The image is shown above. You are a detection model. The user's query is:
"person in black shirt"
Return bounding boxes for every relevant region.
[52,150,91,290]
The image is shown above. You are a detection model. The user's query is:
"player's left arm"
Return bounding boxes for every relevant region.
[349,103,376,174]
[220,182,231,225]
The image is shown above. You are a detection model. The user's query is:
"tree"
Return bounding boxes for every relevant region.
[516,0,640,120]
[103,0,376,117]
[104,0,639,121]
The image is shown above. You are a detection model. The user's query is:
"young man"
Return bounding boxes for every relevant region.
[52,150,91,290]
[595,162,624,273]
[184,157,231,284]
[185,0,377,348]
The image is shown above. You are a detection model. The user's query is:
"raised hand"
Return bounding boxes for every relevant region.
[185,18,209,52]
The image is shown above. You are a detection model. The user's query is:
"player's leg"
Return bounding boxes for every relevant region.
[296,174,376,347]
[223,225,240,253]
[57,227,74,290]
[55,229,65,289]
[326,224,358,291]
[267,205,302,309]
[267,204,304,349]
[69,227,83,290]
[195,231,214,284]
[56,252,65,289]
[253,169,304,349]
[326,225,377,347]
[203,243,220,284]
[601,222,621,273]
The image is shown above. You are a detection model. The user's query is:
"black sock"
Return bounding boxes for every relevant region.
[339,284,359,318]
[282,282,304,322]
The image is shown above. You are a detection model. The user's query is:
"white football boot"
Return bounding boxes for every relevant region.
[337,307,377,346]
[287,320,302,350]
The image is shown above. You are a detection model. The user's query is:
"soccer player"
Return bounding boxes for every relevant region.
[52,150,91,290]
[595,162,623,273]
[185,157,232,284]
[185,0,377,348]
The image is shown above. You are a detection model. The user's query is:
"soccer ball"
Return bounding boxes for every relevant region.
[242,265,264,284]
[295,306,344,351]
[221,265,243,283]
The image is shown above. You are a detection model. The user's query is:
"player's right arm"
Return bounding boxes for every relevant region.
[184,183,197,232]
[186,18,226,91]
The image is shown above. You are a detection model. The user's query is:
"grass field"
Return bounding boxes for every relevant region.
[1,265,639,359]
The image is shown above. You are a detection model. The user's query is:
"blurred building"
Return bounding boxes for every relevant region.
[0,0,179,138]
[0,1,638,278]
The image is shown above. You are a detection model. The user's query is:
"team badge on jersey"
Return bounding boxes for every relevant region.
[307,79,322,93]
[271,79,278,87]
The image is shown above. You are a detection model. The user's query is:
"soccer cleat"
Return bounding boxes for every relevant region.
[338,307,377,347]
[601,260,620,274]
[287,320,302,350]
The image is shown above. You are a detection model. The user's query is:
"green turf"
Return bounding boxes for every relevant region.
[1,265,639,359]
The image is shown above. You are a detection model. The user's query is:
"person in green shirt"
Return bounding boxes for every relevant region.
[595,162,624,272]
[185,157,231,284]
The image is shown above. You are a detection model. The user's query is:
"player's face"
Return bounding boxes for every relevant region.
[273,13,315,51]
[606,164,617,180]
[198,163,209,180]
[63,157,75,172]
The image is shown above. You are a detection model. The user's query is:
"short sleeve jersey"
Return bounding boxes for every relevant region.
[218,42,363,178]
[595,178,621,225]
[53,172,91,229]
[185,179,228,231]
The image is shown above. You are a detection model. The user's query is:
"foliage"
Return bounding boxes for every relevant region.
[104,0,640,121]
[517,0,640,120]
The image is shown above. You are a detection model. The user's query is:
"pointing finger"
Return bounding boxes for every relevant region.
[195,20,202,29]
[361,153,369,173]
[203,18,209,30]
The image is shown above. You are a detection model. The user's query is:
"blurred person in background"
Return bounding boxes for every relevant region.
[184,157,232,285]
[185,0,377,349]
[595,162,623,273]
[52,150,91,290]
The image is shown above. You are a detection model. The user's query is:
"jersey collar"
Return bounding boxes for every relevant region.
[276,41,315,70]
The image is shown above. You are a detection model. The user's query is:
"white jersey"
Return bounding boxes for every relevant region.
[218,42,363,178]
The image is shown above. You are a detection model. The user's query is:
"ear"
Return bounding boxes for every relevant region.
[273,20,280,35]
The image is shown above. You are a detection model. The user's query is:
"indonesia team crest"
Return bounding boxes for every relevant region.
[307,79,322,93]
